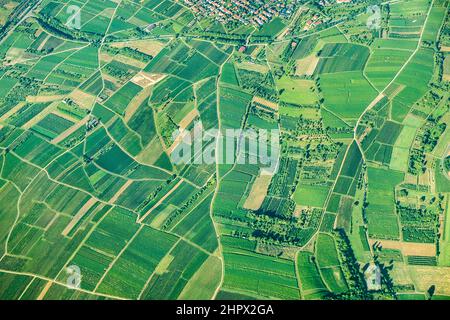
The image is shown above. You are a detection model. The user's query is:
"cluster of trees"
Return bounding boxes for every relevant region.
[266,157,299,198]
[241,209,318,247]
[237,68,278,101]
[444,156,450,172]
[104,64,135,81]
[409,114,447,175]
[103,45,153,63]
[36,15,101,43]
[396,203,439,243]
[161,178,216,230]
[0,77,40,116]
[0,0,40,41]
[328,230,372,300]
[187,30,273,45]
[156,113,179,147]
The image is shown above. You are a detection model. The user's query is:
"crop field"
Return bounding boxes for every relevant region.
[366,49,412,90]
[0,0,447,302]
[276,77,318,106]
[296,251,328,299]
[320,71,378,121]
[294,184,331,208]
[315,43,369,74]
[366,167,404,239]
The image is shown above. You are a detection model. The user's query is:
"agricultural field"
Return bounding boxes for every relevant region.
[0,0,448,302]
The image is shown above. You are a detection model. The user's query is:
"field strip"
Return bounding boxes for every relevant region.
[167,130,191,155]
[294,251,304,299]
[94,224,144,292]
[36,34,50,52]
[137,179,184,223]
[36,281,53,300]
[53,206,115,282]
[369,238,436,256]
[52,116,89,144]
[18,275,36,300]
[179,109,200,131]
[355,0,436,137]
[124,86,152,121]
[168,189,215,232]
[137,238,182,299]
[101,122,172,176]
[300,141,353,250]
[0,101,26,122]
[21,101,57,130]
[0,268,126,300]
[61,198,98,237]
[26,94,66,103]
[321,106,353,128]
[109,180,133,204]
[243,174,273,210]
[252,96,279,111]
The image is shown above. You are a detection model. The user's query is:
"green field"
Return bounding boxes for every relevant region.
[0,0,447,301]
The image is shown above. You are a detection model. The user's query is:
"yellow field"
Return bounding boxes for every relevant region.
[369,239,436,256]
[243,175,273,210]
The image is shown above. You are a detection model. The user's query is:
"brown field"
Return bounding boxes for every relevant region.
[37,281,53,300]
[26,94,66,103]
[131,72,166,88]
[52,116,89,144]
[69,89,97,109]
[404,173,418,185]
[99,52,114,64]
[243,174,273,210]
[409,266,450,295]
[444,56,450,81]
[62,198,97,237]
[109,180,133,204]
[113,54,147,69]
[178,108,199,130]
[237,61,270,74]
[369,239,436,256]
[253,96,279,111]
[136,136,165,165]
[124,86,152,122]
[295,54,319,76]
[110,39,166,57]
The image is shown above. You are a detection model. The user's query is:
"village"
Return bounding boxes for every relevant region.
[184,0,301,28]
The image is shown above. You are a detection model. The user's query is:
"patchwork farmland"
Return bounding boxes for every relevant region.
[0,0,449,302]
